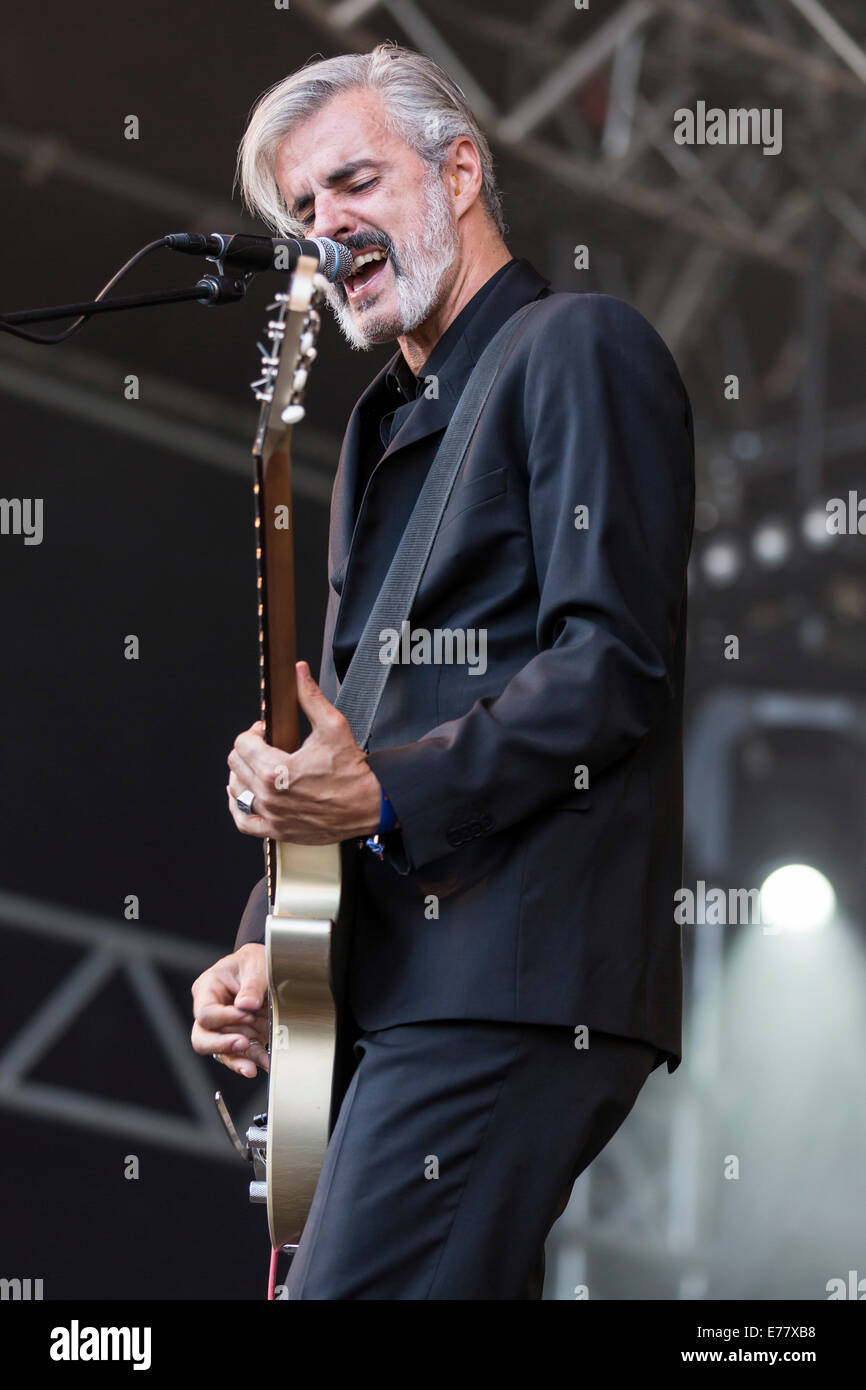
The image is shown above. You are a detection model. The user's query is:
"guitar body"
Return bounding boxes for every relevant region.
[265,840,342,1249]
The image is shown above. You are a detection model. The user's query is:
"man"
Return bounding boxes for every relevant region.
[191,43,695,1299]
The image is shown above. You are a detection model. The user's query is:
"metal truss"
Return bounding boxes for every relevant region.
[292,0,866,323]
[3,1,864,500]
[287,0,866,546]
[0,122,244,231]
[0,891,266,1161]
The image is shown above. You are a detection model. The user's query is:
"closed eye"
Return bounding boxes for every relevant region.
[299,177,379,228]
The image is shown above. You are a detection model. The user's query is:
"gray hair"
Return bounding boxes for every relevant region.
[236,42,506,238]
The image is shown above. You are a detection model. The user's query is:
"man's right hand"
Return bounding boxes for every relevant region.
[191,943,270,1078]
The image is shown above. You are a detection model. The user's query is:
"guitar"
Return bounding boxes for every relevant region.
[215,255,342,1253]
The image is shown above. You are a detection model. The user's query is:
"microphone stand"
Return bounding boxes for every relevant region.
[1,273,249,328]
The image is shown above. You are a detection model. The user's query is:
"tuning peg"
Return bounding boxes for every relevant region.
[281,404,305,424]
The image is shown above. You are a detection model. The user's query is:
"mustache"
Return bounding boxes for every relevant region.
[332,229,401,293]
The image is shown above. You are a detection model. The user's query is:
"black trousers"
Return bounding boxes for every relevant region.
[281,1018,659,1300]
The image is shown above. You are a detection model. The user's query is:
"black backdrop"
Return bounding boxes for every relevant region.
[0,400,332,1298]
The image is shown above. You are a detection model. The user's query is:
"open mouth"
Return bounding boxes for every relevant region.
[345,247,390,300]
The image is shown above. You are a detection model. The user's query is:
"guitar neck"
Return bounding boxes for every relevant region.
[247,256,322,906]
[255,445,299,757]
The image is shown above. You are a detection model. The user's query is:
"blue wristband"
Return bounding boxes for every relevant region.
[365,787,396,858]
[377,788,397,835]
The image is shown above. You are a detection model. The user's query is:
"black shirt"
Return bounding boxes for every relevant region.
[332,256,552,686]
[354,257,517,520]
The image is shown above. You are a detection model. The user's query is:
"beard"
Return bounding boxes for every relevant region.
[320,166,459,349]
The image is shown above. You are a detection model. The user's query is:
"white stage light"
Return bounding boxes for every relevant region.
[801,503,837,550]
[751,519,792,568]
[701,539,742,587]
[759,864,836,933]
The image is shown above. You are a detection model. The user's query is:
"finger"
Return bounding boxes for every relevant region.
[216,1036,271,1076]
[196,1001,265,1033]
[241,1039,270,1072]
[191,1023,251,1056]
[227,769,268,811]
[227,769,278,812]
[232,728,289,788]
[227,744,266,788]
[191,957,243,1008]
[214,1051,263,1079]
[294,660,338,732]
[193,1024,269,1067]
[208,1024,269,1053]
[236,952,269,1012]
[226,781,311,844]
[226,783,271,837]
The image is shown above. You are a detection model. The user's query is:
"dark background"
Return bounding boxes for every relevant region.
[2,0,865,1300]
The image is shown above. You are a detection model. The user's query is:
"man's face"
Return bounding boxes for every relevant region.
[274,89,459,348]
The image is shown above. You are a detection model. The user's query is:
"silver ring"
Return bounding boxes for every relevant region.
[236,789,256,815]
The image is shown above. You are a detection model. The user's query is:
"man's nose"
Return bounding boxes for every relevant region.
[310,193,354,244]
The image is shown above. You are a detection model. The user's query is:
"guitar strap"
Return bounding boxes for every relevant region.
[333,299,537,749]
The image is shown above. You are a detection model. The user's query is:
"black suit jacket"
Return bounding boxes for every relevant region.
[235,259,695,1073]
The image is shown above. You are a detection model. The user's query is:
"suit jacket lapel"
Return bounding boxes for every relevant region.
[326,357,395,595]
[326,345,467,595]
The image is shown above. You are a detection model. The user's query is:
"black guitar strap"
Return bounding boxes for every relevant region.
[333,299,536,749]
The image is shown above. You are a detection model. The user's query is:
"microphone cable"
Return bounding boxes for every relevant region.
[0,235,172,345]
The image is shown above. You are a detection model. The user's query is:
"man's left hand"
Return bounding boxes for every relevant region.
[227,661,383,844]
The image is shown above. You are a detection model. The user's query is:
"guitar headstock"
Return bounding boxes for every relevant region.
[250,254,325,458]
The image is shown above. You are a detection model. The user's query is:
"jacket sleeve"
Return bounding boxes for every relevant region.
[365,294,695,874]
[233,874,268,950]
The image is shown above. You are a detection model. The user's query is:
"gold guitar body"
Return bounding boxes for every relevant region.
[265,839,342,1249]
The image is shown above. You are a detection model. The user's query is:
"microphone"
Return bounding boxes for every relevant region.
[165,232,354,282]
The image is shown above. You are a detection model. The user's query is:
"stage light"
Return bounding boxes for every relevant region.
[801,502,837,551]
[759,863,836,933]
[701,538,742,587]
[751,518,792,568]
